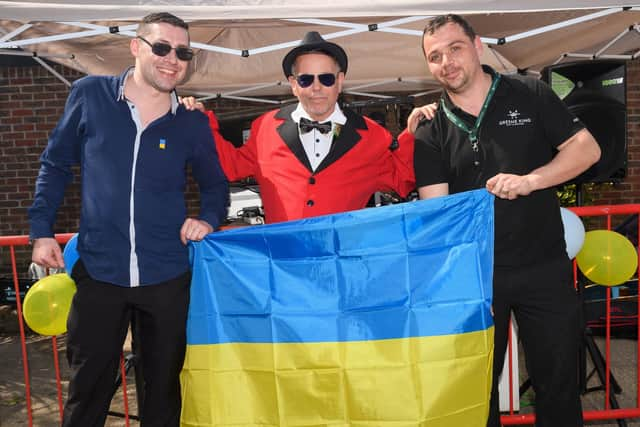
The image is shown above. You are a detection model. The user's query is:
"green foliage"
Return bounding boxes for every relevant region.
[556,183,596,207]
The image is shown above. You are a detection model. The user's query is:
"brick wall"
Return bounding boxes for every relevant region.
[1,60,639,278]
[0,64,83,278]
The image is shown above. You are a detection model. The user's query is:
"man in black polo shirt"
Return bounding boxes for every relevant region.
[413,14,601,427]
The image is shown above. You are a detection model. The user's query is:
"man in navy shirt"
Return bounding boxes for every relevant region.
[28,12,228,426]
[413,14,600,427]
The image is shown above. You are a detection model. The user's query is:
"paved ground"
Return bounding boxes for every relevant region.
[524,335,640,426]
[1,306,640,426]
[0,312,137,427]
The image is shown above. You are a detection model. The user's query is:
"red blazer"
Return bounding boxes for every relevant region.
[207,104,415,223]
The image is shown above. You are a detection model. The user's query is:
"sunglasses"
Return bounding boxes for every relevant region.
[137,36,194,62]
[295,73,337,88]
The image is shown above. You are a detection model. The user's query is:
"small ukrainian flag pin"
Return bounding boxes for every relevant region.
[159,138,166,150]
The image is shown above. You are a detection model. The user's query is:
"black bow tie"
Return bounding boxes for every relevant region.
[299,117,332,134]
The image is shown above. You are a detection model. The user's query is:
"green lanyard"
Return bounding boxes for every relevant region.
[440,73,501,153]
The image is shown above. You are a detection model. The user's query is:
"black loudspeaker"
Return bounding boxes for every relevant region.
[541,60,627,183]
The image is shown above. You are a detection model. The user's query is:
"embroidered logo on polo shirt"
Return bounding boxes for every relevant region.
[498,110,532,127]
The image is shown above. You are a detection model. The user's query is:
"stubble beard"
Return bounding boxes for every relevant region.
[145,65,183,94]
[442,71,469,94]
[305,100,333,122]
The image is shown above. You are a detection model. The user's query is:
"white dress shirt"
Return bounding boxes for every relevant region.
[291,103,347,171]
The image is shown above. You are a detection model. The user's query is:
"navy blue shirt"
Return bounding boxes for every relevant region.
[29,69,229,286]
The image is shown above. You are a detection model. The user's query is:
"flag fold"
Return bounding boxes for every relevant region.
[181,189,495,427]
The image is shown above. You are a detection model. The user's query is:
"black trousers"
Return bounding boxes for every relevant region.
[63,260,191,427]
[487,257,583,427]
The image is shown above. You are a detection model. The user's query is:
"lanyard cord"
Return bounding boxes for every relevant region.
[440,73,501,152]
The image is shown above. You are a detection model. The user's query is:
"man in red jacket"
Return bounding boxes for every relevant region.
[185,31,416,223]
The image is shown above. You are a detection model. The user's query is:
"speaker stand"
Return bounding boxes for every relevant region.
[517,326,626,427]
[578,326,626,427]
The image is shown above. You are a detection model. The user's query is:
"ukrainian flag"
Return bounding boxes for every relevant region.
[181,189,494,427]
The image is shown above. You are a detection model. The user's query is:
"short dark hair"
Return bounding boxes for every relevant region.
[137,12,189,37]
[422,14,476,56]
[291,51,341,76]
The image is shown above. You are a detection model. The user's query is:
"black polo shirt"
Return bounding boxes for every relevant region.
[414,66,584,267]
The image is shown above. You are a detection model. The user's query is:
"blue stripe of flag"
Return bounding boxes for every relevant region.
[187,189,494,344]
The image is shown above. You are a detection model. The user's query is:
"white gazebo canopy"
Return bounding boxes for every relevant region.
[1,1,639,103]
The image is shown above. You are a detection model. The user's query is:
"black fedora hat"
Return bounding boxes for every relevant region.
[282,31,348,78]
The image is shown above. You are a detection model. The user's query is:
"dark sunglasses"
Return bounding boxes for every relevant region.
[137,36,194,62]
[295,73,337,88]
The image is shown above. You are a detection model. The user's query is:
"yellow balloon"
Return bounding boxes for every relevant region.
[576,230,638,286]
[23,273,77,336]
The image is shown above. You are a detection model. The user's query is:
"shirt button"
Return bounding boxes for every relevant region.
[315,153,320,157]
[309,177,316,184]
[316,139,320,143]
[474,161,480,166]
[306,200,314,207]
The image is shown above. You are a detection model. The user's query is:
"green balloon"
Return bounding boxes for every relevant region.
[23,273,77,336]
[576,230,638,287]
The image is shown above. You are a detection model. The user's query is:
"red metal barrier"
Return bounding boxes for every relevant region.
[0,233,132,426]
[500,204,640,425]
[2,205,640,425]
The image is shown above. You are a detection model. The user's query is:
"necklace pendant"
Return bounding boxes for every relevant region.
[469,134,479,152]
